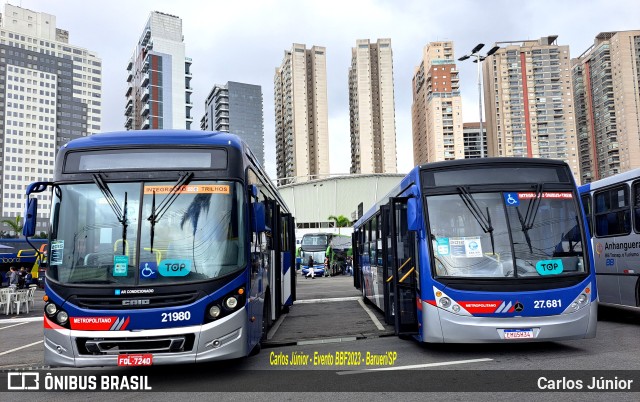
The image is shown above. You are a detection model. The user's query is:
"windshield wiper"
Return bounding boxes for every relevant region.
[515,183,544,254]
[92,173,128,255]
[457,187,495,255]
[147,171,194,251]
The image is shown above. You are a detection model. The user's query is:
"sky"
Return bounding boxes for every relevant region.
[14,0,640,178]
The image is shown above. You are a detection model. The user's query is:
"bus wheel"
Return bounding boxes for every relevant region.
[261,292,272,342]
[249,342,261,356]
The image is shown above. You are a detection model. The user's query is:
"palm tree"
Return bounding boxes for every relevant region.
[328,215,351,235]
[1,215,22,238]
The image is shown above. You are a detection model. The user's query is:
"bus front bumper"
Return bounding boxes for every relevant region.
[44,309,249,367]
[422,301,597,343]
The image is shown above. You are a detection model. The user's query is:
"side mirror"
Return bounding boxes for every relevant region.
[23,198,38,237]
[26,181,52,196]
[252,202,266,233]
[407,197,420,232]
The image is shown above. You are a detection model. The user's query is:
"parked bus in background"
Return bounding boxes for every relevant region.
[327,235,351,276]
[299,233,331,277]
[353,158,596,342]
[579,168,640,309]
[0,238,47,286]
[22,130,296,367]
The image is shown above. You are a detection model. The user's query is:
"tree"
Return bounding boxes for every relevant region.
[328,215,351,235]
[1,215,22,238]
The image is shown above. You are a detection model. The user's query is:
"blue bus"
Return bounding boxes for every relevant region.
[23,130,296,367]
[352,158,597,342]
[578,168,640,309]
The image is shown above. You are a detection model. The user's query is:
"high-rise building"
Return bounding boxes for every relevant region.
[125,11,192,131]
[462,122,487,159]
[274,43,329,185]
[201,81,265,166]
[0,4,101,234]
[483,35,579,182]
[411,41,463,165]
[572,31,640,184]
[348,38,397,174]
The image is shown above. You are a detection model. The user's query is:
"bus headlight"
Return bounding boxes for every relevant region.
[452,304,461,313]
[208,305,221,319]
[45,303,57,316]
[439,297,451,308]
[577,293,588,305]
[225,297,238,310]
[56,311,69,325]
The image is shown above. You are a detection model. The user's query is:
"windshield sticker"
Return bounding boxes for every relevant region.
[449,238,466,256]
[144,184,230,195]
[158,259,192,276]
[447,237,483,257]
[464,238,483,257]
[50,240,64,266]
[139,262,158,280]
[535,259,564,276]
[518,192,573,199]
[436,238,450,256]
[113,255,129,277]
[504,193,520,206]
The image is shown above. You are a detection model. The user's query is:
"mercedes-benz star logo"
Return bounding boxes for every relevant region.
[514,302,524,312]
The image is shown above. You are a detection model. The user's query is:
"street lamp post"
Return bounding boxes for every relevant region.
[459,43,500,158]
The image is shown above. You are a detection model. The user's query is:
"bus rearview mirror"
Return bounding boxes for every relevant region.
[407,198,419,232]
[23,198,38,237]
[252,202,266,233]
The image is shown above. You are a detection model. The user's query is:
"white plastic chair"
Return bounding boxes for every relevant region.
[0,288,12,315]
[27,285,37,309]
[12,289,29,315]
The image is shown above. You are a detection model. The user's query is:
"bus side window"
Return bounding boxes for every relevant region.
[580,194,592,235]
[595,185,630,237]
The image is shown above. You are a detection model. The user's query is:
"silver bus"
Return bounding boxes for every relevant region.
[579,168,640,309]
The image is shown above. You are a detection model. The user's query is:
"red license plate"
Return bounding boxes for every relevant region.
[117,354,153,366]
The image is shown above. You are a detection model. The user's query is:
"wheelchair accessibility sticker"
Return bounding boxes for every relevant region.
[504,193,520,206]
[140,262,158,279]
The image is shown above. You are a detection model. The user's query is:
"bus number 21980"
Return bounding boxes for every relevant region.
[161,311,191,322]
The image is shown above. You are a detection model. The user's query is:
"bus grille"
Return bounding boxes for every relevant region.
[76,334,196,355]
[70,291,200,310]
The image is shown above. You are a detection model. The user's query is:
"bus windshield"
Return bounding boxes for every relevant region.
[47,180,245,286]
[427,191,585,278]
[301,234,329,246]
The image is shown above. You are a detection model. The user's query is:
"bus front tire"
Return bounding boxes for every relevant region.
[261,292,272,343]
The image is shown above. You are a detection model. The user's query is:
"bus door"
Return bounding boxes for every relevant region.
[389,198,419,335]
[352,231,360,289]
[280,212,295,309]
[380,204,394,324]
[268,200,280,322]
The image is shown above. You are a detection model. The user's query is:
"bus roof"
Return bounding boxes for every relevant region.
[355,157,572,228]
[62,130,245,151]
[579,167,640,193]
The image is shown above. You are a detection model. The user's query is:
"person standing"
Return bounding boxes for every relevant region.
[306,255,315,279]
[18,267,28,288]
[8,266,19,289]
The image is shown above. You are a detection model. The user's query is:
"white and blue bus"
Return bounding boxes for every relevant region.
[23,130,296,367]
[578,168,640,309]
[353,158,597,342]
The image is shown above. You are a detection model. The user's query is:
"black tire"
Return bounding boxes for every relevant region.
[249,341,261,356]
[261,292,272,342]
